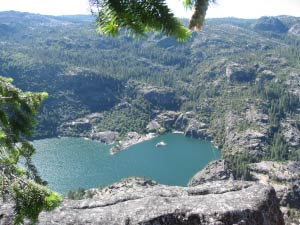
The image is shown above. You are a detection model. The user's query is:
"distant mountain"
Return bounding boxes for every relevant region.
[0,11,300,162]
[1,11,300,223]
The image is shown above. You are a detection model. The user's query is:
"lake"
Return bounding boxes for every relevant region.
[32,133,220,194]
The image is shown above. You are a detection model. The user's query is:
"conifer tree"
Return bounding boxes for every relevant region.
[89,0,215,41]
[0,76,62,224]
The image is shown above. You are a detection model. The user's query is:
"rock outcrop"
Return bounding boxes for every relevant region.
[110,132,156,154]
[1,172,285,225]
[30,178,284,225]
[249,161,300,224]
[189,160,232,186]
[58,113,103,137]
[253,17,288,33]
[289,23,300,36]
[281,120,300,149]
[249,161,300,209]
[185,119,210,140]
[225,63,256,82]
[222,107,269,158]
[137,85,181,110]
[90,131,119,144]
[147,111,210,140]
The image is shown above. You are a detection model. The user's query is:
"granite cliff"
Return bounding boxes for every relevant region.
[0,177,284,225]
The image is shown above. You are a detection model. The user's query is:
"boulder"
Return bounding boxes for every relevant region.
[188,160,232,186]
[33,179,283,225]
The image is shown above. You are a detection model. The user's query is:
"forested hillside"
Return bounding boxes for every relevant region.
[1,11,300,163]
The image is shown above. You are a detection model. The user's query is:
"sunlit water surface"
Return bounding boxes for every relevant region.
[32,133,220,194]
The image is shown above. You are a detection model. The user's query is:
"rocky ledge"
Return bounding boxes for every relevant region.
[1,173,285,225]
[32,178,284,225]
[249,161,300,209]
[188,160,232,186]
[249,161,300,225]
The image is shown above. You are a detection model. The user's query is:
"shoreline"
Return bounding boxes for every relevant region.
[110,132,157,155]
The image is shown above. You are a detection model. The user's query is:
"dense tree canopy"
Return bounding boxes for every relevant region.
[89,0,215,41]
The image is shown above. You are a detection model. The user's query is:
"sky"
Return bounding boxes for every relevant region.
[0,0,299,19]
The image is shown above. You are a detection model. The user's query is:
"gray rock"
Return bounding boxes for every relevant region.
[149,111,181,131]
[188,160,232,186]
[281,120,300,148]
[256,70,276,81]
[174,113,189,131]
[226,63,256,82]
[222,110,269,158]
[110,132,156,154]
[137,85,181,110]
[146,120,163,132]
[249,161,300,209]
[90,131,119,144]
[32,179,283,225]
[253,17,288,33]
[0,202,14,225]
[185,119,210,140]
[58,113,103,137]
[289,23,300,36]
[174,112,195,131]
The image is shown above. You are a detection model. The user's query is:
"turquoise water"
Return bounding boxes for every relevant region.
[32,134,220,194]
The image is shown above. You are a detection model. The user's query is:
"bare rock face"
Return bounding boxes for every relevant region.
[226,63,256,82]
[17,178,282,225]
[147,111,181,132]
[90,131,119,144]
[281,120,300,148]
[110,132,156,154]
[188,160,232,186]
[222,109,269,158]
[249,161,300,209]
[253,17,288,33]
[289,23,300,36]
[185,119,210,140]
[0,178,285,225]
[0,202,14,225]
[137,85,181,110]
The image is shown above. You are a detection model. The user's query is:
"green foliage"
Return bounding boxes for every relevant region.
[225,152,253,180]
[13,182,62,224]
[90,0,192,41]
[96,96,151,135]
[66,188,85,200]
[252,82,300,161]
[0,76,61,224]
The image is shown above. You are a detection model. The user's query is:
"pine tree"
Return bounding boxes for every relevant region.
[0,76,62,224]
[89,0,215,41]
